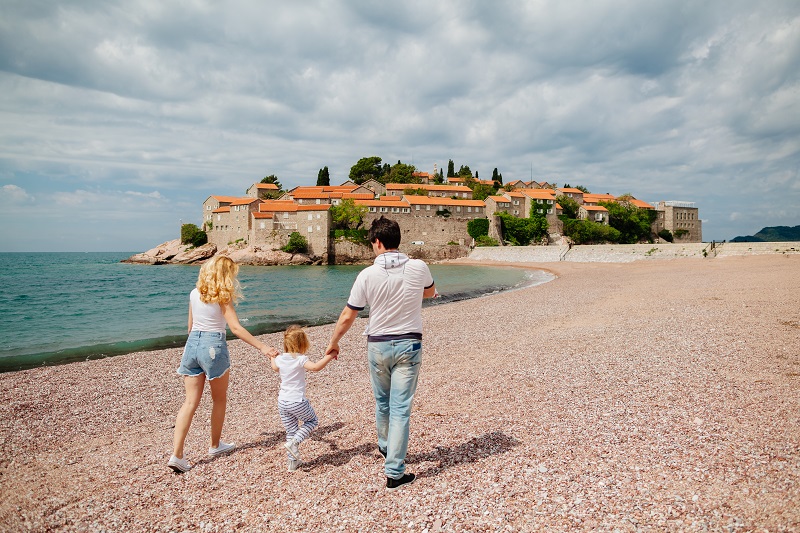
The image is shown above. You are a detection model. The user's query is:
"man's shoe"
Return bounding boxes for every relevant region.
[287,458,303,472]
[168,455,191,473]
[208,441,235,456]
[378,446,387,458]
[284,439,301,460]
[386,473,416,491]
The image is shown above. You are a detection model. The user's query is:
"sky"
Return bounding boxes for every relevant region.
[1,1,798,251]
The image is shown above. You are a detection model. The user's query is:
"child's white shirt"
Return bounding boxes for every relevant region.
[275,352,309,402]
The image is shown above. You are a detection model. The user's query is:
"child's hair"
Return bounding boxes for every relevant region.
[196,255,242,304]
[284,325,310,354]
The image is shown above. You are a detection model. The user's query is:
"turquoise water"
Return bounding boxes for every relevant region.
[0,252,553,372]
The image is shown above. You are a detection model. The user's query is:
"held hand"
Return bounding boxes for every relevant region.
[261,345,279,358]
[325,343,339,360]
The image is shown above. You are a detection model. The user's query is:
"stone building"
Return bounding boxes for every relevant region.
[653,201,703,242]
[385,183,473,199]
[578,205,609,225]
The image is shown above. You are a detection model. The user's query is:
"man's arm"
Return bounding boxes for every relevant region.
[423,283,437,299]
[326,306,359,357]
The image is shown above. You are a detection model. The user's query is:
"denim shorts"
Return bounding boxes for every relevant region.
[177,331,230,380]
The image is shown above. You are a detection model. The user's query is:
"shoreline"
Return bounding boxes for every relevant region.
[2,255,798,530]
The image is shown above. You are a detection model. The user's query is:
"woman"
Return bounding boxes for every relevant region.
[168,255,278,473]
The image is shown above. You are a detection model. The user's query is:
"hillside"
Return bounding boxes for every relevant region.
[731,225,800,242]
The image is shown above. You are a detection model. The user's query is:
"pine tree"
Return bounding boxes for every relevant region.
[317,166,330,186]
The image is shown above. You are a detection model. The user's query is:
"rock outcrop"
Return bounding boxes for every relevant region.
[122,240,192,264]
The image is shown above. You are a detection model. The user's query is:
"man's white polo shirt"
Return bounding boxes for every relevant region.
[346,251,434,340]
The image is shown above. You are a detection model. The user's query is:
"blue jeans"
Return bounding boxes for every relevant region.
[367,339,422,479]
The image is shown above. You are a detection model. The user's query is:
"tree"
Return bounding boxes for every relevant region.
[181,223,207,247]
[467,218,490,239]
[492,168,503,185]
[497,213,548,246]
[282,232,308,254]
[349,156,384,184]
[556,195,580,219]
[599,198,658,244]
[261,174,283,191]
[563,219,621,244]
[447,159,455,177]
[330,198,368,230]
[471,183,495,201]
[575,185,590,193]
[433,169,444,184]
[316,166,330,186]
[385,161,417,183]
[457,165,472,177]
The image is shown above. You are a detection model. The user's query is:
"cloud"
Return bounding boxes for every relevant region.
[1,184,35,203]
[0,1,799,249]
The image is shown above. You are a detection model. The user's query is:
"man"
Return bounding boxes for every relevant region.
[326,216,436,491]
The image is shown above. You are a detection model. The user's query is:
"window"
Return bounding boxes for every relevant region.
[308,214,313,220]
[316,199,321,204]
[308,226,313,233]
[456,206,462,212]
[513,200,519,205]
[467,206,472,212]
[415,205,420,211]
[283,213,289,219]
[426,205,431,210]
[260,221,266,229]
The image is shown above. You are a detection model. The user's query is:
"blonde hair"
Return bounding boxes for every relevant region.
[196,255,241,304]
[284,325,310,354]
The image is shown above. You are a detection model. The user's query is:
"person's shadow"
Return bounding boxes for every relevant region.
[202,425,519,479]
[293,427,519,478]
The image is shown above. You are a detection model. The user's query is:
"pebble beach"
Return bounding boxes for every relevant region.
[1,254,798,532]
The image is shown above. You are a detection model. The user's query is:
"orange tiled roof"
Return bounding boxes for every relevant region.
[212,206,231,213]
[296,204,331,211]
[378,195,404,201]
[210,195,243,203]
[253,183,279,190]
[230,198,259,206]
[341,193,375,200]
[558,187,585,194]
[253,212,274,219]
[519,189,556,199]
[385,183,472,193]
[582,205,608,212]
[404,196,485,207]
[258,200,299,212]
[628,198,654,209]
[291,190,331,199]
[354,199,411,208]
[487,195,511,204]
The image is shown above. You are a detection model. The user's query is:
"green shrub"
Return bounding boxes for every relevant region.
[282,232,308,254]
[181,223,207,247]
[497,212,548,245]
[475,235,499,246]
[658,229,673,242]
[674,229,689,239]
[435,209,451,218]
[333,228,369,245]
[563,219,621,244]
[467,218,490,239]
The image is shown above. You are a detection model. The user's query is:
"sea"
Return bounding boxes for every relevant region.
[0,252,554,372]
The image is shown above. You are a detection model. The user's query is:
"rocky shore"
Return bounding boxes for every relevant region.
[122,239,322,266]
[2,255,798,531]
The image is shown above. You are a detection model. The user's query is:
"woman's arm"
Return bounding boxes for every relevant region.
[220,301,279,357]
[304,354,336,372]
[187,303,193,334]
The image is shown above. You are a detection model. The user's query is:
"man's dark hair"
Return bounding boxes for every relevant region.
[368,216,401,249]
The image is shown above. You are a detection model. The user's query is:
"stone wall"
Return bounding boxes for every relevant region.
[363,213,474,246]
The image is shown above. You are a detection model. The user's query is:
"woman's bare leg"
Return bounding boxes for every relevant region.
[208,370,230,449]
[172,374,206,458]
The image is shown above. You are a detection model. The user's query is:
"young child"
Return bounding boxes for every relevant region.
[271,325,336,471]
